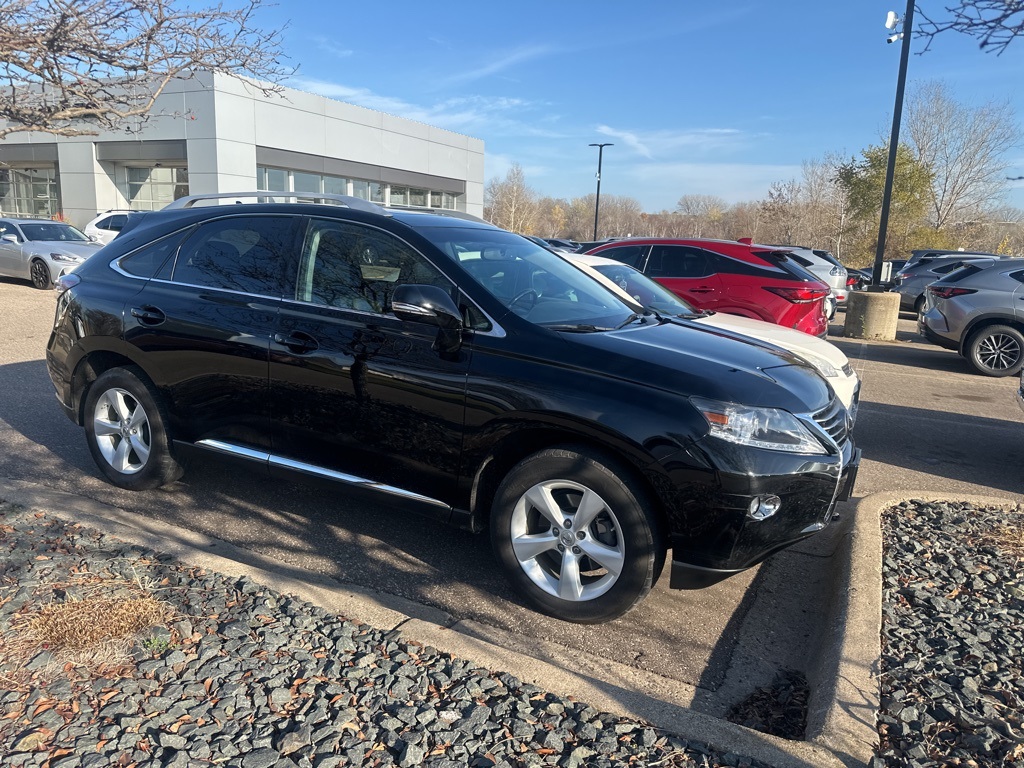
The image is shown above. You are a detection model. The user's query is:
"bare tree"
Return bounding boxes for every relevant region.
[0,0,288,139]
[484,163,538,234]
[918,1,1024,54]
[675,194,727,238]
[904,81,1020,230]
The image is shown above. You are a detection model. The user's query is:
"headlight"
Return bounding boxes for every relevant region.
[798,352,840,379]
[691,397,827,454]
[49,252,84,263]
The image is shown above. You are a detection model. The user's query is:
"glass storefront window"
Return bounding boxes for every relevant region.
[0,167,60,218]
[389,186,408,206]
[125,167,189,211]
[260,167,287,191]
[323,176,349,196]
[409,188,428,207]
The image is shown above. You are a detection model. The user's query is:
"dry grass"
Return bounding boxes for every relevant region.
[29,596,170,650]
[987,521,1024,562]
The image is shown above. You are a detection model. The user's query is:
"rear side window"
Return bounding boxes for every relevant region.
[945,264,984,282]
[118,228,193,278]
[1010,270,1024,285]
[171,216,297,296]
[598,244,648,268]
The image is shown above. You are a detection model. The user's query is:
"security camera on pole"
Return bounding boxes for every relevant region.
[843,1,912,341]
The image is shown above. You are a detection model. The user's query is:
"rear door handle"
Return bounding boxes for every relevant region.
[130,306,165,325]
[690,287,714,294]
[273,331,319,354]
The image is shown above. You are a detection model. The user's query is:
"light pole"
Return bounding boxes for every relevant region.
[589,143,613,241]
[870,0,915,289]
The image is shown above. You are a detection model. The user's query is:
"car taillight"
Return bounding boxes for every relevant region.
[763,285,829,303]
[927,286,977,299]
[54,273,80,296]
[846,276,858,286]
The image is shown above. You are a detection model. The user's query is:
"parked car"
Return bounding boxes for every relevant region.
[83,210,136,245]
[567,253,860,412]
[1017,370,1024,414]
[544,238,581,252]
[523,235,575,254]
[903,249,990,271]
[893,254,1010,314]
[585,238,832,338]
[0,217,103,289]
[919,260,1024,377]
[46,191,859,623]
[765,245,849,305]
[847,268,872,292]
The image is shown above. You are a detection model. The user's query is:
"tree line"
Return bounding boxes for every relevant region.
[486,81,1024,266]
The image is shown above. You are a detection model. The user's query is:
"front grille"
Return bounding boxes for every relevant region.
[811,397,849,448]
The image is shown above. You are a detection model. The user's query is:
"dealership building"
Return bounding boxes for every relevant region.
[0,72,485,228]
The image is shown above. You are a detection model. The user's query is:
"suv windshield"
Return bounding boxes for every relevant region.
[421,228,635,329]
[21,222,90,242]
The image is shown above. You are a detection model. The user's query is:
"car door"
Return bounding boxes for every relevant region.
[645,245,724,309]
[122,214,300,450]
[269,217,472,515]
[0,220,26,278]
[1013,269,1024,320]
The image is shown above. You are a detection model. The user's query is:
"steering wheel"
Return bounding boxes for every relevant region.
[509,289,538,312]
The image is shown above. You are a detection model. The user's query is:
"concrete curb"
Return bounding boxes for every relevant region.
[805,490,1020,768]
[1,478,843,768]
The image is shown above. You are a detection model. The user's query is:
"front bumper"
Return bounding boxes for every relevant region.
[662,438,860,589]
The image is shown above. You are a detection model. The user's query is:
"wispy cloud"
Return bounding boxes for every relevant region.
[287,77,568,139]
[438,45,553,87]
[312,37,353,58]
[594,124,749,160]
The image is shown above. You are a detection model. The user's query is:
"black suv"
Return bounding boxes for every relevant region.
[46,193,858,623]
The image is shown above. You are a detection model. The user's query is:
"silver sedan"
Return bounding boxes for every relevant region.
[0,218,103,289]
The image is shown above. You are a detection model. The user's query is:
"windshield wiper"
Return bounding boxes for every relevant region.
[545,323,613,333]
[614,312,644,330]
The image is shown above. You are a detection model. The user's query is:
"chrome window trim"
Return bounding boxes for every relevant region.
[194,439,451,511]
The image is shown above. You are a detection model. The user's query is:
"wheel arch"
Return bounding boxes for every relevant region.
[70,350,152,425]
[466,421,670,544]
[957,314,1024,355]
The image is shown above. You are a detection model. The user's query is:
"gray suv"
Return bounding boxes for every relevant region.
[893,254,1007,314]
[919,261,1024,377]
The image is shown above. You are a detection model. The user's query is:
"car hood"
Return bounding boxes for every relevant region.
[567,318,833,414]
[29,240,102,256]
[694,312,850,371]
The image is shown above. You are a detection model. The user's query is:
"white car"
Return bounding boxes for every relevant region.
[82,210,135,245]
[568,253,860,413]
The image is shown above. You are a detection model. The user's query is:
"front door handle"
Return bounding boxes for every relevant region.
[130,306,165,325]
[689,287,715,294]
[273,331,319,354]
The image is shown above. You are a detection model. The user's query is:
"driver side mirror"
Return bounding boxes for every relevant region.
[1,234,18,244]
[391,284,464,355]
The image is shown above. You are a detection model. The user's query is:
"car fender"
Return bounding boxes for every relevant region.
[958,312,1024,354]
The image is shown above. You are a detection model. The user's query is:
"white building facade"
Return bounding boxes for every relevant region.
[0,72,485,228]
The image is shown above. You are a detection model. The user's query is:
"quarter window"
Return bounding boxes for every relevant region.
[119,229,193,278]
[171,216,296,296]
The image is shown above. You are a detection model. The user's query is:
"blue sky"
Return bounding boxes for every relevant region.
[256,0,1024,212]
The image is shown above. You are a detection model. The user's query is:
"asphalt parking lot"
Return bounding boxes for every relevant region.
[1,277,1022,727]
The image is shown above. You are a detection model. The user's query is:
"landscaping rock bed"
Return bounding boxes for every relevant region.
[0,504,766,768]
[876,499,1023,767]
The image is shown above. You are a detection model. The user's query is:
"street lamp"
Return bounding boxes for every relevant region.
[589,143,613,241]
[870,0,915,290]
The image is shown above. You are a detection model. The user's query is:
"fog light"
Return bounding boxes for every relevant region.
[747,495,781,521]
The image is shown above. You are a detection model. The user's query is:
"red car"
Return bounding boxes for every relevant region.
[585,238,831,337]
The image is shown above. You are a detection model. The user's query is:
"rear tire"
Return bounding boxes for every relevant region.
[84,367,184,490]
[490,446,663,623]
[966,325,1024,377]
[914,295,926,316]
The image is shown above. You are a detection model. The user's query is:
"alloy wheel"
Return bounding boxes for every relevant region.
[30,260,51,289]
[977,332,1022,372]
[91,387,152,474]
[509,479,625,602]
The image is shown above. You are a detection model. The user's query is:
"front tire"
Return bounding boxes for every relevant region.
[490,446,663,623]
[30,259,52,290]
[966,325,1024,377]
[84,367,183,490]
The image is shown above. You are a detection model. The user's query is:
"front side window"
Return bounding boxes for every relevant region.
[296,219,452,314]
[598,245,648,268]
[171,216,296,296]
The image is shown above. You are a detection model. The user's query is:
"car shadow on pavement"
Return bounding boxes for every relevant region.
[0,357,759,697]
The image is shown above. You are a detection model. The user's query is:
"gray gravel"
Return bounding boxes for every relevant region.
[876,499,1023,767]
[0,503,766,768]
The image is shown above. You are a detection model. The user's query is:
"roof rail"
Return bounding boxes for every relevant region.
[162,191,387,215]
[384,205,489,224]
